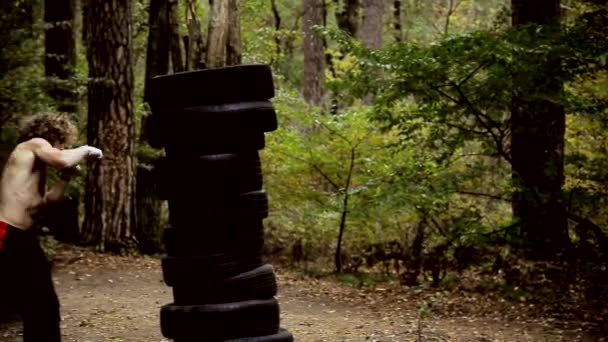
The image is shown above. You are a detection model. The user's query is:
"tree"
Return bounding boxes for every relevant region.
[510,0,570,258]
[226,0,242,66]
[83,0,137,253]
[185,0,205,70]
[0,0,46,128]
[303,0,326,105]
[334,0,360,37]
[44,0,77,113]
[361,0,384,49]
[140,0,171,254]
[392,0,403,42]
[144,0,170,103]
[270,0,283,59]
[205,0,242,67]
[168,0,184,72]
[360,0,384,103]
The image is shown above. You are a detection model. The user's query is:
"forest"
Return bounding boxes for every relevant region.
[0,0,607,340]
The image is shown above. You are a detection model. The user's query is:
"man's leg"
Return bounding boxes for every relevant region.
[3,227,61,342]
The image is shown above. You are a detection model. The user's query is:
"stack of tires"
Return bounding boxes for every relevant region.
[148,65,293,341]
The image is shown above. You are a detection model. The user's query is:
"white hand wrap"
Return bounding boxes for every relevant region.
[84,146,103,158]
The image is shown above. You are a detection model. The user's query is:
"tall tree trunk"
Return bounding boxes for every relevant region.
[144,0,170,103]
[83,0,137,254]
[140,0,170,254]
[334,0,360,37]
[303,0,325,105]
[511,0,569,259]
[206,0,230,68]
[185,0,205,70]
[360,0,384,104]
[168,0,184,72]
[361,0,384,49]
[226,0,242,66]
[270,0,282,60]
[393,0,403,42]
[44,0,78,113]
[136,164,163,254]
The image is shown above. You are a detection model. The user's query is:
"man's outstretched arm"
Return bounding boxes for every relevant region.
[28,138,103,169]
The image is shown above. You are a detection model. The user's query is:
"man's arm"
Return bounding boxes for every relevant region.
[28,138,102,169]
[44,166,80,204]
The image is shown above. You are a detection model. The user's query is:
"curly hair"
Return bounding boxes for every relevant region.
[17,112,78,146]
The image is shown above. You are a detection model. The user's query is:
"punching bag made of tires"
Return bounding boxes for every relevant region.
[148,65,293,342]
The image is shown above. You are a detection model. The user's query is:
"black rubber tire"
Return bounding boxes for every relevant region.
[226,328,294,342]
[165,130,266,156]
[153,100,277,154]
[164,190,269,232]
[172,264,278,303]
[237,190,269,218]
[162,254,264,286]
[149,64,275,111]
[168,190,268,219]
[162,222,265,256]
[160,298,280,340]
[158,153,264,196]
[158,101,278,133]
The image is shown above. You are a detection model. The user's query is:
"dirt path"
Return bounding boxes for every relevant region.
[0,246,603,341]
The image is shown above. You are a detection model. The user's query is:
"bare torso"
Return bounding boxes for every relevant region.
[0,142,46,230]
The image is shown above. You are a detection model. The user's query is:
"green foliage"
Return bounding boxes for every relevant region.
[241,0,304,88]
[0,1,51,130]
[263,80,512,263]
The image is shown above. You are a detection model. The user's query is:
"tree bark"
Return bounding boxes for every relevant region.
[136,164,163,254]
[44,0,78,113]
[270,0,282,59]
[303,0,325,105]
[360,0,384,104]
[141,0,169,255]
[144,0,170,103]
[393,0,403,42]
[185,0,205,70]
[226,0,242,66]
[334,148,356,272]
[206,0,230,68]
[511,0,569,259]
[83,0,137,254]
[168,0,184,72]
[361,0,384,49]
[334,0,360,37]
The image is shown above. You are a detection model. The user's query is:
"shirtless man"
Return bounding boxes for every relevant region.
[0,113,102,342]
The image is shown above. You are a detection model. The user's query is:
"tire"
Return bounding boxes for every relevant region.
[164,190,268,232]
[162,101,278,133]
[160,298,280,340]
[165,130,266,155]
[163,223,265,256]
[162,254,264,286]
[238,190,269,218]
[156,101,277,153]
[172,264,278,304]
[160,153,264,196]
[226,328,294,342]
[149,64,275,111]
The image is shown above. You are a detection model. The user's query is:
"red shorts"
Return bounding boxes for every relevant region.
[0,221,8,251]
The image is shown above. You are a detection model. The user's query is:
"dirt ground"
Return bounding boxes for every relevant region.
[0,245,604,342]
